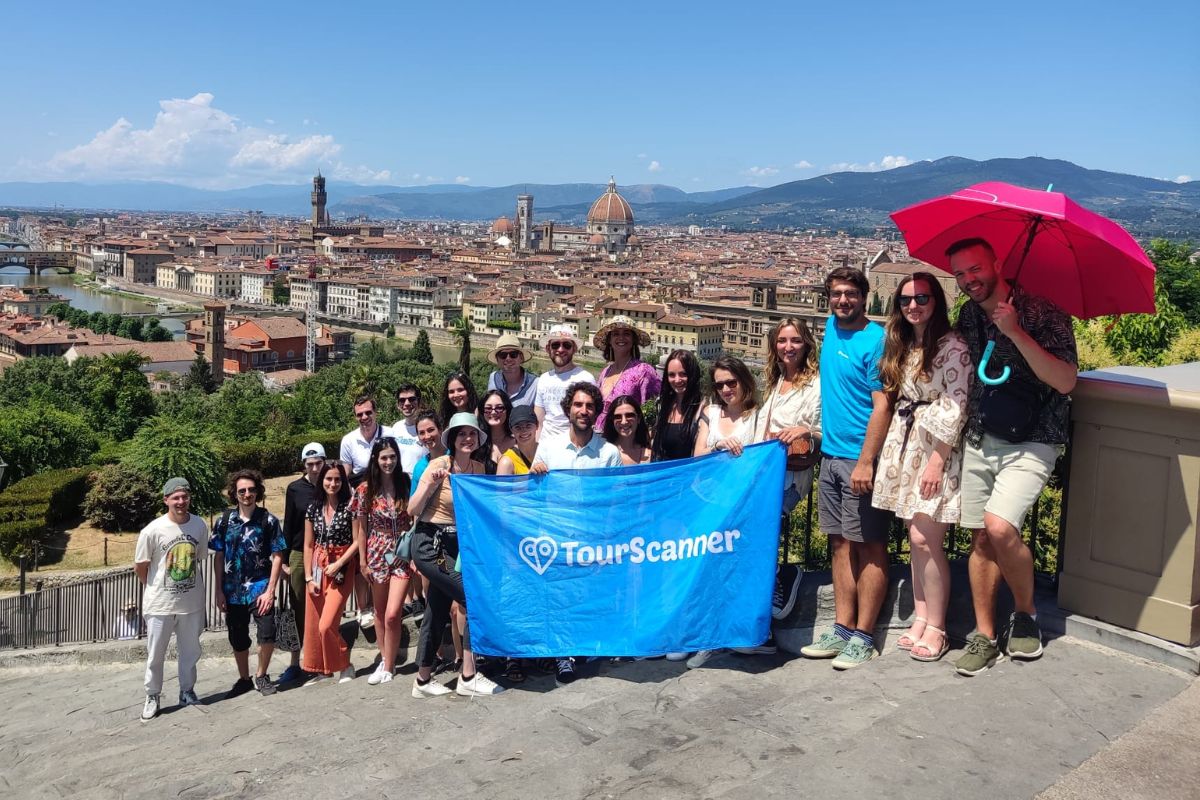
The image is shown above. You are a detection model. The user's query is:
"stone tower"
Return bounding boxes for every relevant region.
[516,194,533,251]
[203,302,226,386]
[311,172,328,227]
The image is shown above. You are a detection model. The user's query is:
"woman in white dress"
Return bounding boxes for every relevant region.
[872,273,970,662]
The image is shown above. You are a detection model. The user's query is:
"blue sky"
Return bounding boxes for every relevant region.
[2,1,1196,190]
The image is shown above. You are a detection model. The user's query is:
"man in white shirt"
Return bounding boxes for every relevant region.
[339,394,393,488]
[534,325,596,442]
[134,477,210,722]
[530,382,621,687]
[391,383,428,479]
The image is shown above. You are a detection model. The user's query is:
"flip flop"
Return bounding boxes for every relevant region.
[910,626,950,662]
[896,616,926,651]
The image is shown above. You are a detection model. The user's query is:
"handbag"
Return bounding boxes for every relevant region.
[978,379,1045,443]
[383,508,414,566]
[760,380,821,471]
[274,606,301,653]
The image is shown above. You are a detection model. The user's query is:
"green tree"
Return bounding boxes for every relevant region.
[412,329,434,365]
[868,292,883,315]
[385,323,395,339]
[272,276,290,306]
[1148,239,1199,324]
[451,316,472,374]
[45,302,72,321]
[0,356,87,414]
[1164,327,1200,365]
[145,324,174,342]
[182,354,218,394]
[0,406,100,483]
[121,418,225,513]
[116,317,144,341]
[82,463,160,532]
[347,363,382,403]
[207,373,276,442]
[88,311,107,333]
[104,313,123,334]
[1103,283,1187,365]
[85,352,155,440]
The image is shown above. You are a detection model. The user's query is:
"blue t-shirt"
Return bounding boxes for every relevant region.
[410,454,431,496]
[210,507,286,605]
[819,316,885,460]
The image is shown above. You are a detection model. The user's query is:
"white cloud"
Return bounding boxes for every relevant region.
[410,174,443,184]
[743,165,780,178]
[332,163,393,183]
[637,153,647,159]
[828,154,915,173]
[231,134,340,170]
[454,176,471,184]
[1175,174,1193,183]
[264,118,275,125]
[793,160,814,169]
[648,160,662,173]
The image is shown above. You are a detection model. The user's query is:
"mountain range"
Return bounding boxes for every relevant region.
[2,157,1197,236]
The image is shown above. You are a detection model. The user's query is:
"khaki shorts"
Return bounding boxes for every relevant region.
[961,433,1060,530]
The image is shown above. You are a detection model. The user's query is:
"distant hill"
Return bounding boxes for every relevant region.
[0,159,1195,237]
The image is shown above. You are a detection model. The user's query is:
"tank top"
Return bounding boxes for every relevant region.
[658,421,694,461]
[502,446,533,475]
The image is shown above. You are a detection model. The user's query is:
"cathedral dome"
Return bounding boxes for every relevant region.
[491,216,514,235]
[587,178,634,225]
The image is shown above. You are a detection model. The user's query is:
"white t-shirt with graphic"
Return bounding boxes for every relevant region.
[534,365,596,442]
[135,513,211,616]
[392,419,427,478]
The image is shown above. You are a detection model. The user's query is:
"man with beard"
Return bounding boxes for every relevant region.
[801,266,892,670]
[531,381,622,685]
[948,238,1077,676]
[533,325,596,443]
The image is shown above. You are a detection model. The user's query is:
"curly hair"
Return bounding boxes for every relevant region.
[225,469,265,505]
[560,381,604,417]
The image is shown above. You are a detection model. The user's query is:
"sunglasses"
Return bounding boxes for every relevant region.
[355,410,374,419]
[397,396,418,405]
[482,405,506,414]
[236,487,258,496]
[549,341,575,351]
[899,294,932,307]
[497,350,522,360]
[713,378,739,390]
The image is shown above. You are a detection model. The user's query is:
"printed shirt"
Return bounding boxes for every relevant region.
[305,500,354,548]
[818,316,885,459]
[956,284,1077,446]
[534,365,597,441]
[488,369,539,408]
[210,507,286,605]
[532,432,623,471]
[595,360,663,431]
[135,513,210,616]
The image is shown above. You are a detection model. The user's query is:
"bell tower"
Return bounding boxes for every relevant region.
[516,194,533,251]
[311,172,328,227]
[203,302,226,386]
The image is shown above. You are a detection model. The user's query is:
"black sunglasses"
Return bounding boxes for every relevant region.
[713,378,739,390]
[497,350,522,359]
[899,294,932,307]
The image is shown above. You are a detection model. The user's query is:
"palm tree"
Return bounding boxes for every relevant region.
[451,316,472,374]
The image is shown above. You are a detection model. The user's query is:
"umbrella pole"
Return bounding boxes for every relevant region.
[977,214,1043,386]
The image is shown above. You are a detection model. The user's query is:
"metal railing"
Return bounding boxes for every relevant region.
[0,553,334,650]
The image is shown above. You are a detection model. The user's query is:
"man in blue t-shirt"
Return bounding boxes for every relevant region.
[801,266,893,670]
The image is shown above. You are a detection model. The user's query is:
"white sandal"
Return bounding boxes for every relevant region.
[896,616,926,651]
[910,625,950,662]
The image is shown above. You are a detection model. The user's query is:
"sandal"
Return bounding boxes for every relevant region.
[897,616,927,651]
[910,625,950,662]
[503,658,526,683]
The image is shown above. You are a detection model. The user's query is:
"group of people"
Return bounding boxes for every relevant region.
[134,236,1077,721]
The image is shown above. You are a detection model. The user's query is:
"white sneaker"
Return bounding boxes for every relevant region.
[412,677,453,698]
[338,666,355,683]
[665,652,688,662]
[686,649,722,669]
[367,662,390,685]
[359,610,375,629]
[140,694,160,722]
[456,672,505,697]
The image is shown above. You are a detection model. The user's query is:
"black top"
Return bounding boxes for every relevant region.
[283,475,322,555]
[658,421,695,461]
[305,501,354,548]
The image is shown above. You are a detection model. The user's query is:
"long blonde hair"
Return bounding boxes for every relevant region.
[764,318,818,390]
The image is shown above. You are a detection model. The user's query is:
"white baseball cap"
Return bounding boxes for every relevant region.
[301,442,326,461]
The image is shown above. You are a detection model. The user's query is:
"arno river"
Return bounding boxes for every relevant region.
[0,269,187,337]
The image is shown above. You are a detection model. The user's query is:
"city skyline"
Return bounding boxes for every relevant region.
[2,1,1197,190]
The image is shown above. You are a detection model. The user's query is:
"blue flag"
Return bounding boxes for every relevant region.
[452,441,785,657]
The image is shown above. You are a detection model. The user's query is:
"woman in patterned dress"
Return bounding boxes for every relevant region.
[301,462,358,683]
[872,273,971,662]
[351,437,412,685]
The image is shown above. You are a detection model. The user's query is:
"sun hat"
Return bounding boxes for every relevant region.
[162,477,191,497]
[593,314,651,350]
[300,442,326,461]
[538,324,584,351]
[486,333,533,365]
[441,411,487,450]
[508,405,537,428]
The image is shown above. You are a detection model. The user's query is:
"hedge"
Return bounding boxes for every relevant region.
[0,467,93,562]
[220,431,344,478]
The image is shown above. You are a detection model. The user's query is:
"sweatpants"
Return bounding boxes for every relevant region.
[302,544,356,674]
[143,611,204,696]
[413,524,470,668]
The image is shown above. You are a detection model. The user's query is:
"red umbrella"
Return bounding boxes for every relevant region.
[890,181,1156,319]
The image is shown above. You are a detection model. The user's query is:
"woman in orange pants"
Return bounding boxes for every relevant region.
[301,462,359,683]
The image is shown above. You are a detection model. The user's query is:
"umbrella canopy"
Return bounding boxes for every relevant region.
[890,181,1156,318]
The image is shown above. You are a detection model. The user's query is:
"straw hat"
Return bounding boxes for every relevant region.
[538,324,585,351]
[486,333,533,366]
[593,314,651,350]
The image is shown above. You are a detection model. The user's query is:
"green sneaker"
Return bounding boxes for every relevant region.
[1003,612,1044,660]
[954,633,1001,676]
[800,630,848,659]
[831,639,877,670]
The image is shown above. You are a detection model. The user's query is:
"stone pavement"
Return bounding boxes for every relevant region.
[0,636,1195,800]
